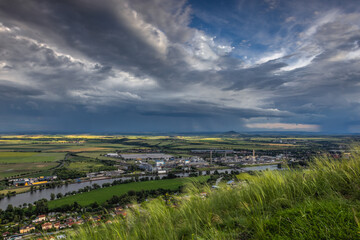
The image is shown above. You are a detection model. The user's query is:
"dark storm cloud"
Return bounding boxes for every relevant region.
[222,61,288,91]
[0,0,360,132]
[139,101,291,118]
[0,0,195,88]
[0,80,43,99]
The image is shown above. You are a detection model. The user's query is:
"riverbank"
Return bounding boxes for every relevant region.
[0,164,280,210]
[48,176,209,209]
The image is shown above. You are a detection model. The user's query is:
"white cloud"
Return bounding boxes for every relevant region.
[303,10,339,37]
[256,50,286,64]
[0,22,11,32]
[329,49,360,62]
[115,2,169,57]
[280,54,318,71]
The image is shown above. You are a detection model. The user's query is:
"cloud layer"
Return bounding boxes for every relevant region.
[0,0,360,133]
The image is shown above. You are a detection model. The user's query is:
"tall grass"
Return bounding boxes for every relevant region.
[68,150,360,239]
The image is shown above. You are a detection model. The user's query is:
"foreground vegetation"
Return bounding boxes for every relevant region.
[69,150,360,239]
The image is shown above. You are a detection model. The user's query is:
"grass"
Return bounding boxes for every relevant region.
[0,162,58,179]
[67,161,105,173]
[76,152,119,161]
[0,186,30,195]
[0,152,64,179]
[68,149,360,240]
[0,152,65,163]
[48,176,209,209]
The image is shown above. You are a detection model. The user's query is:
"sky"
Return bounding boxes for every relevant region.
[0,0,360,133]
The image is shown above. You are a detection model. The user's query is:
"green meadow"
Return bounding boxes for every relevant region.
[48,176,209,209]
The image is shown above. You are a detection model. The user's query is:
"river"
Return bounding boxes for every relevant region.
[0,164,280,210]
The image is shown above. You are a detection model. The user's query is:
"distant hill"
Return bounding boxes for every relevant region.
[223,131,238,135]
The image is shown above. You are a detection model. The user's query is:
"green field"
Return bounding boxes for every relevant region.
[67,161,105,173]
[76,152,119,161]
[48,176,209,208]
[0,162,58,179]
[0,152,65,179]
[0,152,65,163]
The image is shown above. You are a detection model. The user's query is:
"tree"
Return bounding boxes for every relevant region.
[6,204,13,212]
[35,200,48,214]
[167,173,177,179]
[56,193,63,199]
[73,201,80,211]
[50,193,55,200]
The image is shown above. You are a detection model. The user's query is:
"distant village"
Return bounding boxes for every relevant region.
[2,205,129,239]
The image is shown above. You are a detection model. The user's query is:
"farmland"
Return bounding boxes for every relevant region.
[0,134,355,180]
[0,152,65,163]
[0,152,65,179]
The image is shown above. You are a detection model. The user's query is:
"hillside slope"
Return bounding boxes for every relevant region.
[68,151,360,240]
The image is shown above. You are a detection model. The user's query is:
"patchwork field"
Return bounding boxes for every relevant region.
[0,152,65,179]
[0,152,65,163]
[0,162,58,179]
[0,134,354,179]
[67,161,105,173]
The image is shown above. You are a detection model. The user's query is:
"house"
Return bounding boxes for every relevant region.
[105,153,119,158]
[157,170,167,174]
[49,217,57,222]
[66,222,76,227]
[54,222,61,230]
[138,163,153,172]
[32,181,48,185]
[19,225,35,234]
[114,206,123,211]
[200,192,207,198]
[41,222,53,230]
[227,180,235,185]
[115,210,127,217]
[76,219,84,225]
[33,215,46,223]
[155,160,165,166]
[90,216,101,222]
